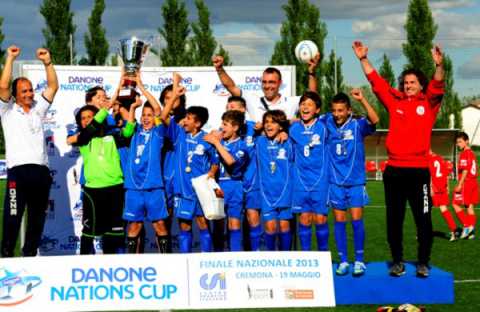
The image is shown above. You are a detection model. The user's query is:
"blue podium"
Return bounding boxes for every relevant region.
[334,262,454,304]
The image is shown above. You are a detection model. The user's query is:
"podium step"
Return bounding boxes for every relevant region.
[334,262,454,304]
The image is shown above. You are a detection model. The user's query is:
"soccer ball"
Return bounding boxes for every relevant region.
[295,40,318,63]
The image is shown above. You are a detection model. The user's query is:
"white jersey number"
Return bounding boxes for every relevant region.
[433,160,442,178]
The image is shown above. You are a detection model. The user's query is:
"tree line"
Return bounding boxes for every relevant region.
[0,0,471,133]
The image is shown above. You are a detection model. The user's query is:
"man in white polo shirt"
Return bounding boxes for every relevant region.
[0,45,58,257]
[212,54,319,122]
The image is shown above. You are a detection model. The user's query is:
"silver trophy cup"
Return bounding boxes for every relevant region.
[118,37,150,103]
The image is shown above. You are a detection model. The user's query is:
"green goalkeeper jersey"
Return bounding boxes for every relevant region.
[76,109,135,188]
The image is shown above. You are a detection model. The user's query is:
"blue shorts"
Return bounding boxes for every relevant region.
[220,180,243,219]
[328,184,369,210]
[174,196,204,220]
[245,189,261,210]
[261,207,292,221]
[124,189,168,222]
[164,175,175,208]
[292,188,329,215]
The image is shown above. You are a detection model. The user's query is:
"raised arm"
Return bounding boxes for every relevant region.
[212,55,241,97]
[352,41,375,76]
[307,52,321,92]
[432,45,444,82]
[36,48,58,102]
[160,72,185,125]
[351,88,379,125]
[136,72,161,116]
[0,46,20,102]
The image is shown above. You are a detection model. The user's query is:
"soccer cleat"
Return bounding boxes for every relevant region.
[468,229,475,240]
[416,263,429,278]
[336,262,350,276]
[449,231,457,242]
[353,261,367,276]
[389,262,406,277]
[460,226,474,239]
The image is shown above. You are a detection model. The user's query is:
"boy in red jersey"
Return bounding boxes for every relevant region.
[452,132,478,239]
[428,150,459,241]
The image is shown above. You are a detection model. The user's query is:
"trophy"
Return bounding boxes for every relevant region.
[118,37,150,103]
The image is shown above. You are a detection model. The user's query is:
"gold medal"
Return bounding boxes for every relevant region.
[185,166,192,173]
[270,161,276,174]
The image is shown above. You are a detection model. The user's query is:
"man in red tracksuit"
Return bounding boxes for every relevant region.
[353,41,445,278]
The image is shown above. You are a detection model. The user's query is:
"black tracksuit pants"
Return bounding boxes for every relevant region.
[383,166,433,265]
[1,164,52,257]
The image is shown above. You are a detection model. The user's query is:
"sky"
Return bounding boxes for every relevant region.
[1,0,480,98]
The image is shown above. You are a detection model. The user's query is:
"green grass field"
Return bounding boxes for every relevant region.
[0,179,479,311]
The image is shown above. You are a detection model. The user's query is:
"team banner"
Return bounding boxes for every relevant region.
[0,251,335,311]
[21,64,295,255]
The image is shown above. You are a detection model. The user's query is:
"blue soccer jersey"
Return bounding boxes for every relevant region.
[124,125,165,190]
[256,136,293,209]
[166,117,219,200]
[219,137,249,181]
[289,118,329,191]
[242,120,258,192]
[324,113,375,186]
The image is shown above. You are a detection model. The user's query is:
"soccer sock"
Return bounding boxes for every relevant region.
[80,235,95,255]
[178,230,192,253]
[315,223,329,251]
[264,232,277,251]
[229,229,242,251]
[279,230,292,251]
[298,223,312,251]
[156,235,169,254]
[455,210,468,227]
[249,224,262,251]
[334,221,348,263]
[126,235,140,254]
[199,229,213,252]
[467,213,477,228]
[352,219,365,263]
[441,210,457,232]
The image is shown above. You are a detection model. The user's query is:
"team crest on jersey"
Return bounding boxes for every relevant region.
[311,134,321,145]
[343,130,354,140]
[194,144,205,155]
[277,148,287,159]
[246,136,254,146]
[416,105,425,116]
[236,150,245,158]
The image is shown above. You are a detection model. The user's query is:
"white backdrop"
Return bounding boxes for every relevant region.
[22,64,296,255]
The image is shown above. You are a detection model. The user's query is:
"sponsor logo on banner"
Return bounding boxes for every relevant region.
[43,109,60,130]
[0,268,42,306]
[199,273,227,301]
[284,289,314,300]
[213,83,230,96]
[71,199,83,221]
[247,285,273,300]
[59,236,80,251]
[0,160,6,179]
[237,76,287,92]
[35,79,48,93]
[58,76,112,92]
[39,235,59,252]
[147,76,200,93]
[50,266,178,301]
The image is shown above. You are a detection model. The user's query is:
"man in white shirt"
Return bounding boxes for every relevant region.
[0,45,58,257]
[212,54,320,122]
